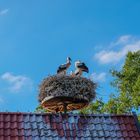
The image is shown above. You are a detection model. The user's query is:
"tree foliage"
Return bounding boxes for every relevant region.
[81,50,140,114]
[111,51,140,112]
[35,105,48,113]
[80,98,104,114]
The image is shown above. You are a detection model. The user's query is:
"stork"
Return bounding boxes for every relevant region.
[75,60,89,76]
[57,57,72,75]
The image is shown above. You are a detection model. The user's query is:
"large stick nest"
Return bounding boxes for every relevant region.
[39,75,96,112]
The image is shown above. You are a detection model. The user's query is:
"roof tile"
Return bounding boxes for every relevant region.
[32,129,39,137]
[84,130,90,137]
[125,138,131,140]
[128,130,135,137]
[117,116,124,125]
[122,130,128,137]
[126,123,132,131]
[120,123,126,130]
[44,115,50,124]
[71,130,76,138]
[65,122,70,130]
[0,114,4,122]
[23,114,30,123]
[4,114,10,122]
[51,122,57,130]
[0,129,3,136]
[24,122,31,129]
[109,130,117,138]
[25,129,32,136]
[36,115,43,123]
[114,124,120,131]
[135,131,140,138]
[11,129,18,136]
[11,114,17,122]
[98,130,104,137]
[17,114,23,123]
[38,122,44,129]
[92,130,98,137]
[124,117,131,124]
[18,129,24,136]
[116,130,123,137]
[58,122,63,130]
[4,122,10,129]
[131,138,137,140]
[120,138,125,140]
[0,122,4,128]
[11,122,18,129]
[66,130,71,137]
[31,121,38,129]
[71,123,76,130]
[17,136,25,140]
[104,130,110,137]
[129,117,135,125]
[76,129,82,137]
[58,129,64,137]
[96,124,102,131]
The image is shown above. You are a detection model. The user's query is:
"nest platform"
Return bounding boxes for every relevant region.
[39,75,96,112]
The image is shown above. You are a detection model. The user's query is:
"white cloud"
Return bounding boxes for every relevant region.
[94,35,140,64]
[94,50,123,64]
[90,72,106,82]
[111,35,132,46]
[0,9,9,16]
[1,72,33,92]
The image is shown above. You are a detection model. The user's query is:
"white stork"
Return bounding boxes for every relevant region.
[75,60,89,76]
[57,57,72,75]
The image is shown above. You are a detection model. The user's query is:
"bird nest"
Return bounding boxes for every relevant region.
[39,75,96,112]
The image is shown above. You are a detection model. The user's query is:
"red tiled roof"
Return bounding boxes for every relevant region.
[0,112,140,140]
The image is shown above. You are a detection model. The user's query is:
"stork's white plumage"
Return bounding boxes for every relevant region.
[57,57,72,75]
[75,60,89,76]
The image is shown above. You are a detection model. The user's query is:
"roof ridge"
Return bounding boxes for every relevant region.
[0,112,133,116]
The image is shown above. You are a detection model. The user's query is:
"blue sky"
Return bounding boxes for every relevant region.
[0,0,140,111]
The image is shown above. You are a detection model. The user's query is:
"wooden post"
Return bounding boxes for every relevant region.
[63,103,67,114]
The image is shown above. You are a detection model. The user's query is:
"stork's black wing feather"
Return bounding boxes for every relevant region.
[77,63,89,73]
[57,64,67,73]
